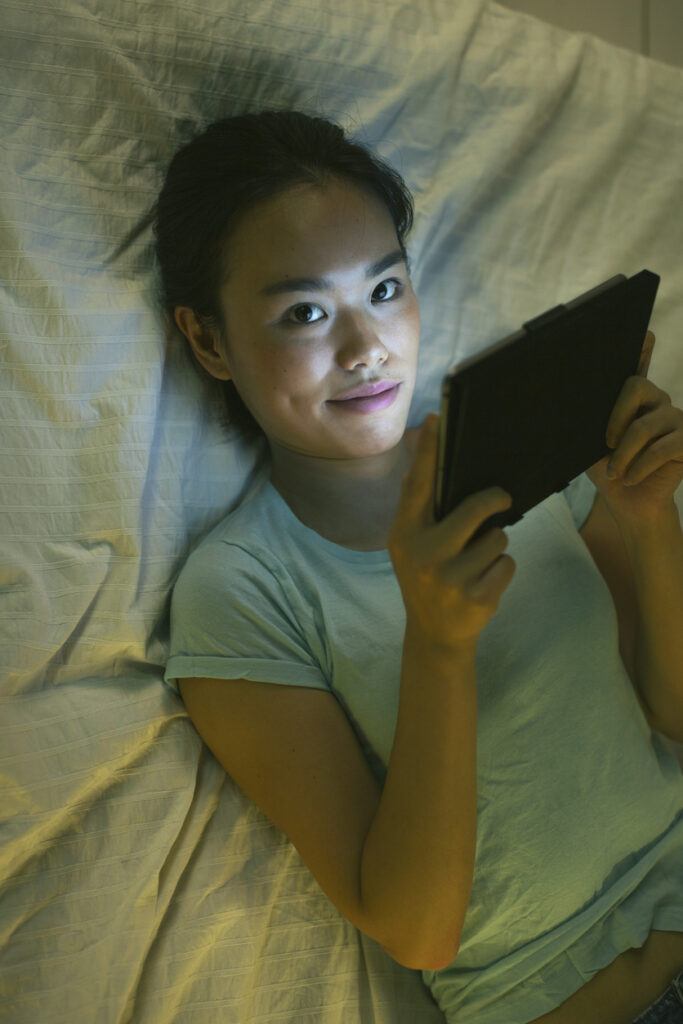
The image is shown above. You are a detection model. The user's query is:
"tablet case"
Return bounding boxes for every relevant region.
[435,269,660,543]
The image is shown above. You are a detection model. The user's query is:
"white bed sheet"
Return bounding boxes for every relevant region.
[1,0,682,1020]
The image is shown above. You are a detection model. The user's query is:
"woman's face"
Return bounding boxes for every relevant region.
[176,177,421,462]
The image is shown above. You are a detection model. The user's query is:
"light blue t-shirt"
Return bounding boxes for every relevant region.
[164,472,683,1023]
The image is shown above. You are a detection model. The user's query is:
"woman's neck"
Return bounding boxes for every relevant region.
[269,429,419,550]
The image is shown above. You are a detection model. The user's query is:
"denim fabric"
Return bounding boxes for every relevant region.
[631,971,683,1023]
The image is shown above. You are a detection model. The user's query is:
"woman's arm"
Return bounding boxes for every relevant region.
[619,502,683,744]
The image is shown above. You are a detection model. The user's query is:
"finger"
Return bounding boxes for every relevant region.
[637,330,656,377]
[399,414,440,526]
[606,407,678,478]
[606,378,666,448]
[620,432,683,485]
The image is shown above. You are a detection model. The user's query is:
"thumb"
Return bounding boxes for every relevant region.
[637,330,655,378]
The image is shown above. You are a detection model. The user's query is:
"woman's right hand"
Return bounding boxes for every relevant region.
[388,413,516,653]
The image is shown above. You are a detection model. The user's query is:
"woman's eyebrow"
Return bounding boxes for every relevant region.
[257,249,407,298]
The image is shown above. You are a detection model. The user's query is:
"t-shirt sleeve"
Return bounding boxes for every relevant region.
[163,539,330,698]
[562,471,598,532]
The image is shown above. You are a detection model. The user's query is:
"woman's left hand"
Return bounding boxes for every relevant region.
[586,331,683,526]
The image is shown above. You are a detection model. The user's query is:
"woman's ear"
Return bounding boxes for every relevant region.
[174,306,233,381]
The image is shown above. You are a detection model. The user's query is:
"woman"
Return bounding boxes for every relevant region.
[154,108,683,1022]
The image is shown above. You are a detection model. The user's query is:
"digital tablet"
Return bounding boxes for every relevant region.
[434,269,660,542]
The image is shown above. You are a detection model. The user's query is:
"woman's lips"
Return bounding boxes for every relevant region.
[327,383,401,413]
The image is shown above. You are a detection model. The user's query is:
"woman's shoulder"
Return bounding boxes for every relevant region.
[177,478,273,576]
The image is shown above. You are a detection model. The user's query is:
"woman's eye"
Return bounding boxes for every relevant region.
[282,278,404,327]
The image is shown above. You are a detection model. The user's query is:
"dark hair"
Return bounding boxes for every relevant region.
[151,107,415,441]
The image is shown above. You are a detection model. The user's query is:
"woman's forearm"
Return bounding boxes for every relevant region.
[618,502,683,744]
[360,625,478,972]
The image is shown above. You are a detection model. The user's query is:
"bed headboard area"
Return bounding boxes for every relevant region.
[1,1,682,1020]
